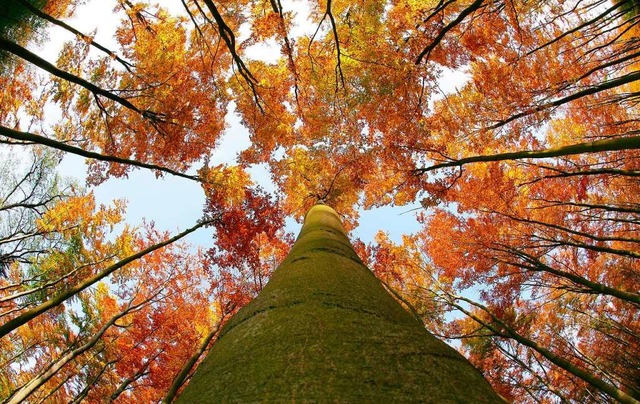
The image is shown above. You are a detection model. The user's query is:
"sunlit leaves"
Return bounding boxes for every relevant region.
[3,0,640,401]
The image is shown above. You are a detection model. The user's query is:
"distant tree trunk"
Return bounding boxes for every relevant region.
[177,204,503,402]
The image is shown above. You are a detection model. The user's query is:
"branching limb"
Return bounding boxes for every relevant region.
[493,246,640,306]
[524,1,627,58]
[413,136,640,174]
[0,218,216,339]
[443,293,638,404]
[533,199,640,215]
[270,0,301,105]
[421,0,459,26]
[415,0,485,64]
[486,70,640,131]
[326,0,345,92]
[5,293,157,404]
[308,0,345,92]
[69,358,118,404]
[199,0,263,113]
[0,125,203,183]
[0,36,164,123]
[14,0,135,72]
[0,256,115,304]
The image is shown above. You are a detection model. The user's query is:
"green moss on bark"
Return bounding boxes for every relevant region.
[178,204,503,403]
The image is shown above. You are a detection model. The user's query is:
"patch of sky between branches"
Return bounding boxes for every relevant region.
[45,0,469,251]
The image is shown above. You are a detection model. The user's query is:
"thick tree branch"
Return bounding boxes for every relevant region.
[5,295,154,404]
[421,0,459,26]
[0,256,114,304]
[534,199,640,215]
[485,70,640,131]
[521,167,640,185]
[0,36,163,122]
[14,0,135,72]
[271,0,301,106]
[0,219,214,339]
[415,0,485,64]
[414,136,640,174]
[199,0,263,113]
[0,125,203,182]
[532,234,640,259]
[524,1,627,58]
[326,0,345,91]
[445,294,638,404]
[496,247,640,306]
[499,212,640,244]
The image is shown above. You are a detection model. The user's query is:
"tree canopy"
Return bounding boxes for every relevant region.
[1,0,639,402]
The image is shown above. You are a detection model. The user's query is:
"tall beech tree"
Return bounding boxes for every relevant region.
[177,204,502,402]
[1,0,640,402]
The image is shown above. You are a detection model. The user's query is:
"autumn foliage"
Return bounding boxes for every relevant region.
[1,0,640,402]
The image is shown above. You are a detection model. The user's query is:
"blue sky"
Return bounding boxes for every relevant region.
[56,106,425,249]
[38,0,469,251]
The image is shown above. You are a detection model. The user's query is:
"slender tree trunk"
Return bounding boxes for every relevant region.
[5,298,148,404]
[0,220,209,339]
[447,295,640,404]
[176,204,503,402]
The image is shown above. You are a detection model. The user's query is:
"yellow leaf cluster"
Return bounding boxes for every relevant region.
[201,164,253,208]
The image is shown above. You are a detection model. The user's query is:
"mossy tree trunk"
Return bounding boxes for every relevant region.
[177,204,503,402]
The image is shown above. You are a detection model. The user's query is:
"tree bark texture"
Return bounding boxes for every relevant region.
[178,204,503,402]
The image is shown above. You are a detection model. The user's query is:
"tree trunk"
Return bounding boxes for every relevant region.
[177,204,503,402]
